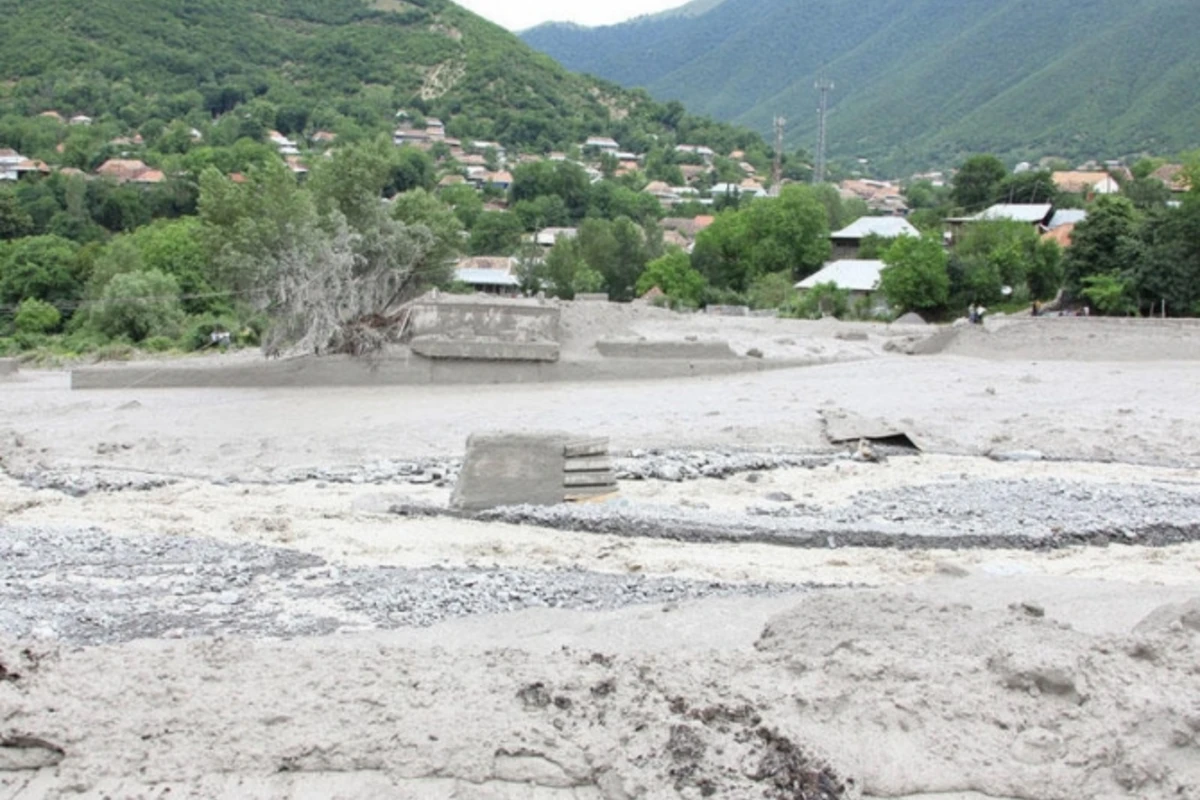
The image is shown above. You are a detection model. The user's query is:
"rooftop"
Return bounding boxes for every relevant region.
[831,216,919,240]
[796,260,886,293]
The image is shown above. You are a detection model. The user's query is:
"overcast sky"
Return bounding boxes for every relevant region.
[456,0,686,31]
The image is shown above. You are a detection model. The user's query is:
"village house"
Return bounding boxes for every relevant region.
[679,164,711,185]
[267,130,299,156]
[393,127,432,148]
[795,259,888,310]
[1151,164,1191,194]
[285,156,309,177]
[584,136,619,153]
[0,148,23,181]
[69,114,93,126]
[829,216,918,260]
[1051,171,1120,196]
[453,256,520,295]
[534,227,577,247]
[675,144,715,164]
[710,182,766,200]
[310,131,337,145]
[94,159,165,184]
[838,179,908,215]
[425,118,446,140]
[38,110,65,124]
[944,203,1055,244]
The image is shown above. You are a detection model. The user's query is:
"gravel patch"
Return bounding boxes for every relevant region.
[0,526,804,647]
[459,476,1200,551]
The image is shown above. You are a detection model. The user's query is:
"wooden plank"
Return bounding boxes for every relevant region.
[563,457,613,473]
[563,472,617,488]
[563,439,608,458]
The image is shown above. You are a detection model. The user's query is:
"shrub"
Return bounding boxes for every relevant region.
[746,271,796,310]
[88,270,184,342]
[784,282,851,319]
[143,335,176,353]
[93,342,137,362]
[13,298,62,334]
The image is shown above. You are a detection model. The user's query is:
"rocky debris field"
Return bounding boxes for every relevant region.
[398,474,1200,551]
[0,525,804,647]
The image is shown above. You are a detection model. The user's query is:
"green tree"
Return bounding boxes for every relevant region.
[13,297,62,334]
[128,218,215,312]
[440,184,485,229]
[1080,272,1135,316]
[993,170,1056,205]
[1062,196,1140,293]
[691,185,830,291]
[880,235,950,313]
[391,189,463,288]
[542,236,602,300]
[468,211,524,255]
[951,155,1007,211]
[88,269,184,341]
[0,190,35,240]
[0,234,83,306]
[746,271,796,309]
[635,249,707,306]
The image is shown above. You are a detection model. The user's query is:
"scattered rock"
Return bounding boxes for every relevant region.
[746,348,764,359]
[834,331,868,342]
[0,735,65,771]
[764,492,794,503]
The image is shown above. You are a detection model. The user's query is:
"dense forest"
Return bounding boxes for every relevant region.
[523,0,1200,173]
[0,0,759,157]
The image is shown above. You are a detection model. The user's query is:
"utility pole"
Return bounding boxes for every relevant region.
[771,115,785,196]
[813,69,833,185]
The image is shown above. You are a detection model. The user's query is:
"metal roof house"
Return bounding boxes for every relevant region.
[795,260,886,296]
[944,203,1055,244]
[830,216,918,259]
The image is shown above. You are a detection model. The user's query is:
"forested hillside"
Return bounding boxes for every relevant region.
[523,0,1200,171]
[0,0,755,153]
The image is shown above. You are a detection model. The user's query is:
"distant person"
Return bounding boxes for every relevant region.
[968,303,978,324]
[1031,300,1040,317]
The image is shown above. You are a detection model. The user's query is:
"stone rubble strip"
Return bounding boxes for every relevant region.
[0,526,810,647]
[393,475,1200,552]
[8,449,849,496]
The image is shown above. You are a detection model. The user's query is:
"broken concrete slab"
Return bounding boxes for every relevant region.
[596,339,737,360]
[410,336,560,362]
[451,432,617,511]
[820,408,923,451]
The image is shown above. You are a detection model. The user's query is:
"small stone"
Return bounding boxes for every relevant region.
[764,491,794,503]
[746,348,764,359]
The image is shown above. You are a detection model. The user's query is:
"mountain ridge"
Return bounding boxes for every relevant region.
[522,0,1200,171]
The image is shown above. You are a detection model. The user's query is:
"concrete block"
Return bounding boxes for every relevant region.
[410,336,560,362]
[451,432,617,511]
[0,358,18,377]
[407,299,560,342]
[596,338,738,360]
[574,293,610,302]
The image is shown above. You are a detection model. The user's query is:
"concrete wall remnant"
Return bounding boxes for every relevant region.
[410,336,560,362]
[451,432,616,511]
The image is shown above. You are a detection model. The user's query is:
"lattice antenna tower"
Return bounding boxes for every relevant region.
[814,69,834,184]
[771,115,786,195]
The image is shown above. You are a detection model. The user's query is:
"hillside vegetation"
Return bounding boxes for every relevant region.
[0,0,755,153]
[523,0,1200,171]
